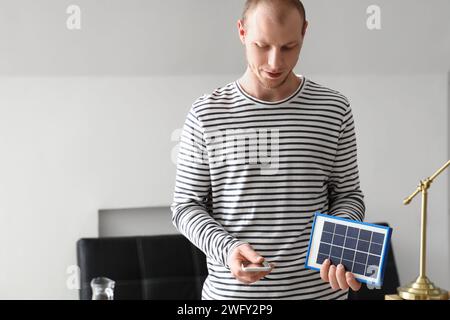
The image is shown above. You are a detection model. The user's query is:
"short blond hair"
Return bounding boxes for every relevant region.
[241,0,306,26]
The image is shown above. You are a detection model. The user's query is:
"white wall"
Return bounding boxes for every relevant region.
[0,0,449,299]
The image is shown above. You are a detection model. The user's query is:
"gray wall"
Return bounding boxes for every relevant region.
[0,0,449,299]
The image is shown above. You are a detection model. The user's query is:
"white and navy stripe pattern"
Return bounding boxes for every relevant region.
[171,75,365,300]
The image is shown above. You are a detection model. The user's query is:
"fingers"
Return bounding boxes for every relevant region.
[346,272,362,291]
[239,244,264,264]
[320,259,330,282]
[328,265,339,290]
[228,244,272,284]
[237,267,272,284]
[239,262,275,283]
[321,260,362,292]
[228,244,256,273]
[335,265,349,290]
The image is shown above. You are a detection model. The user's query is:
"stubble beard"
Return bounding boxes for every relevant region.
[249,64,290,90]
[258,71,289,90]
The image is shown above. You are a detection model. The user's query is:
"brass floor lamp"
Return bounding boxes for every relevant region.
[397,160,450,300]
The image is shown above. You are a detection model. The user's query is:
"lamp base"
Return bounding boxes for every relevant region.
[398,276,449,300]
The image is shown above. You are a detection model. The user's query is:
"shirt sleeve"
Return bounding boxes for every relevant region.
[327,104,366,222]
[170,106,246,268]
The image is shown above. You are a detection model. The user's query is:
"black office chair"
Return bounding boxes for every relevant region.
[77,223,399,300]
[77,235,208,300]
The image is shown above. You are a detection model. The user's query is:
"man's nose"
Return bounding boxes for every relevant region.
[267,48,283,71]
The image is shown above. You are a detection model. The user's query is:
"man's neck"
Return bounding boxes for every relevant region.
[238,69,301,102]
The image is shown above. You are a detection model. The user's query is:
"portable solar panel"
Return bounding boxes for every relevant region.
[305,212,392,287]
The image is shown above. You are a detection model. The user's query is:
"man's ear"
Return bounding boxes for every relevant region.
[237,19,246,44]
[302,20,308,38]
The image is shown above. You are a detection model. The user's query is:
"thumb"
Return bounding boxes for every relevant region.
[240,245,264,264]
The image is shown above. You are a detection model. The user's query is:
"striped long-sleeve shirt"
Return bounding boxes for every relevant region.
[171,75,365,300]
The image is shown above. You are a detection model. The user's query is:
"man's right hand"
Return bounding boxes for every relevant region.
[228,243,274,284]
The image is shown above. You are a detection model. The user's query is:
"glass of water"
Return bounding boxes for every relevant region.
[90,277,115,300]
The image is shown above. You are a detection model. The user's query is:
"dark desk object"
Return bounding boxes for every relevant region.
[77,223,399,300]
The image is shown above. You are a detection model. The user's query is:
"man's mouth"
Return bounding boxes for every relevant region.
[265,71,283,78]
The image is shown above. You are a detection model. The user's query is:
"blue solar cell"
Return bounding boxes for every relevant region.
[329,256,341,265]
[359,229,372,241]
[342,259,353,271]
[335,224,347,236]
[357,239,370,252]
[332,235,345,246]
[342,249,355,261]
[321,231,333,243]
[330,245,343,258]
[323,222,335,233]
[316,254,328,264]
[372,232,385,244]
[344,237,357,249]
[355,252,368,264]
[352,262,366,275]
[367,254,380,267]
[369,243,382,255]
[319,242,331,255]
[346,226,359,238]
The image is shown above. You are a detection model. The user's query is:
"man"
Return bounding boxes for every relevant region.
[171,0,365,299]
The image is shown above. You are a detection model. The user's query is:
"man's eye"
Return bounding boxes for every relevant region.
[255,43,267,49]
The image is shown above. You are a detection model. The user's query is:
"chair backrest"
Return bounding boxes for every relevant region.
[77,234,208,300]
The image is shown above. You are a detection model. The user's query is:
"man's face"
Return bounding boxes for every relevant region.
[238,5,307,89]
